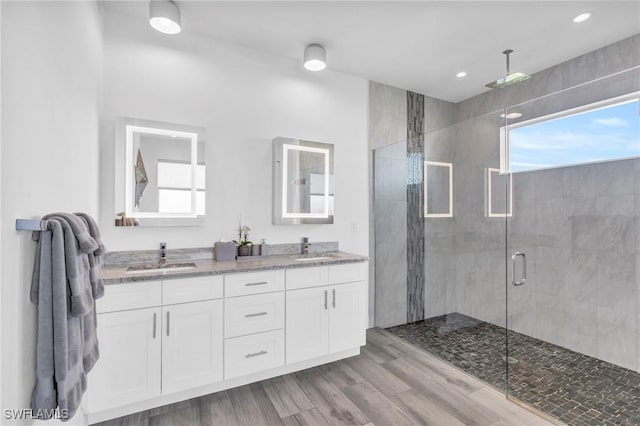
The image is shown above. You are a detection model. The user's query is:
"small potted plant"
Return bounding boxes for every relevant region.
[234,224,252,256]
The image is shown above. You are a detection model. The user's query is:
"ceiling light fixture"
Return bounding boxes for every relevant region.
[149,0,181,35]
[573,12,592,23]
[500,112,523,119]
[456,71,467,78]
[304,44,326,71]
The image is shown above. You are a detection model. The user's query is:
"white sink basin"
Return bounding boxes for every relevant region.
[295,256,335,262]
[125,262,197,274]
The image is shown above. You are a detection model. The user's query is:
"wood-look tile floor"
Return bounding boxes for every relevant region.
[95,328,555,426]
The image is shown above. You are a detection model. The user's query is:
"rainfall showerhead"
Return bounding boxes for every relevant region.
[485,49,530,89]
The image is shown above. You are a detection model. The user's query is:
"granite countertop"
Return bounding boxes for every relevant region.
[102,251,368,285]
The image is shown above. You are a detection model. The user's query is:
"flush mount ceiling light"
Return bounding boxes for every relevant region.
[149,0,181,35]
[500,112,523,119]
[573,12,592,23]
[304,44,326,71]
[456,71,467,78]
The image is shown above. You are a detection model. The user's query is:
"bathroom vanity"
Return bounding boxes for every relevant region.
[86,253,368,424]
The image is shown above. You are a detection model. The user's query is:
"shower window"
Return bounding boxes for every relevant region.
[502,93,640,173]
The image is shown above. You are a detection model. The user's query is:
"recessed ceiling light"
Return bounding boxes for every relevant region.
[149,0,181,35]
[304,44,326,71]
[500,112,523,119]
[456,71,467,78]
[573,12,592,23]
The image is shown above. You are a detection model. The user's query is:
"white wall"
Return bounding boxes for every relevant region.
[1,1,102,423]
[100,10,369,256]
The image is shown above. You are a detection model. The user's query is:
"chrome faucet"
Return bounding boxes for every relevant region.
[160,242,167,265]
[302,237,311,255]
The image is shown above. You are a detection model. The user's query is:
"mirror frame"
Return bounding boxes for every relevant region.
[115,117,205,227]
[272,137,334,225]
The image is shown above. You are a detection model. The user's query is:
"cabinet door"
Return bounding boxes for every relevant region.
[87,307,161,413]
[162,299,223,394]
[329,281,366,353]
[286,286,329,364]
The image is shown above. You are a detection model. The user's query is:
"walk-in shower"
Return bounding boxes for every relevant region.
[374,66,640,425]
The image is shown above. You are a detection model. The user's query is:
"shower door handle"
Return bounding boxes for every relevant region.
[511,252,526,286]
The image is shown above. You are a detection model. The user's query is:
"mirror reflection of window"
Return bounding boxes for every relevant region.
[157,162,205,214]
[310,173,335,215]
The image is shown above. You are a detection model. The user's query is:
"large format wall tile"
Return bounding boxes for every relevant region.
[597,307,637,371]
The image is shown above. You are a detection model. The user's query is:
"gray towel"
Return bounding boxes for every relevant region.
[31,219,87,420]
[74,212,106,256]
[75,213,106,299]
[43,212,98,254]
[30,214,105,421]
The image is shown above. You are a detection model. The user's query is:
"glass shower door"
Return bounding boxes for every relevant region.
[504,69,640,424]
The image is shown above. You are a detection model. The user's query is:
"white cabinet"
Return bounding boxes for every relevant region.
[89,277,224,413]
[329,281,367,353]
[162,299,223,394]
[286,286,329,364]
[89,260,367,423]
[286,278,366,364]
[87,307,161,413]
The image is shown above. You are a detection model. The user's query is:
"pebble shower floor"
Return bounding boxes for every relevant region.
[387,313,640,426]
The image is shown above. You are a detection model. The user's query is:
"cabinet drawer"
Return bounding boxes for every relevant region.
[329,262,367,285]
[163,275,223,305]
[97,281,162,313]
[224,330,285,379]
[225,270,285,298]
[224,292,284,338]
[286,266,329,290]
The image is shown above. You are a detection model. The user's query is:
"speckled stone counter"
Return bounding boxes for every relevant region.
[103,251,368,285]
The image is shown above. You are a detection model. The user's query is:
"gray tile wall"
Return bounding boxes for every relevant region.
[507,159,639,371]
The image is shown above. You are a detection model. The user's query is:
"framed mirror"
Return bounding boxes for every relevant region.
[115,117,205,227]
[272,137,334,225]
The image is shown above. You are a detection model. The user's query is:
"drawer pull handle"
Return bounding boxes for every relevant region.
[245,312,268,318]
[245,350,267,358]
[245,281,268,287]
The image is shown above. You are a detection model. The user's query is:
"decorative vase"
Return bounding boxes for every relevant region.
[237,245,251,257]
[251,244,262,256]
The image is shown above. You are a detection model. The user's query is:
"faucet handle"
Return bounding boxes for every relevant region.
[160,242,167,250]
[302,237,309,243]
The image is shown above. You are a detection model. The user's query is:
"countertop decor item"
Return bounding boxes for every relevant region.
[214,241,237,261]
[233,219,252,256]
